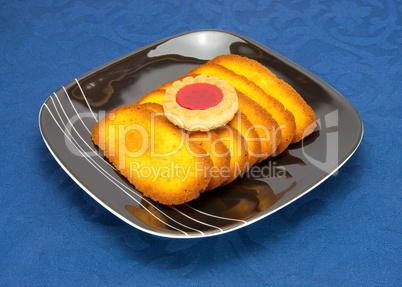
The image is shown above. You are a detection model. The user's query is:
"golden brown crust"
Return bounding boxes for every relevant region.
[214,126,249,185]
[235,92,280,161]
[140,102,164,113]
[137,89,165,105]
[187,130,231,190]
[211,54,316,142]
[158,77,185,90]
[227,110,261,166]
[94,54,319,204]
[139,102,251,186]
[189,63,295,155]
[141,102,231,191]
[92,104,213,205]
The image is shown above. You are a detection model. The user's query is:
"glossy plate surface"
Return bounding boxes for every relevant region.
[39,30,363,238]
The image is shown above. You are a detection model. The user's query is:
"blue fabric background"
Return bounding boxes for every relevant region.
[1,0,401,286]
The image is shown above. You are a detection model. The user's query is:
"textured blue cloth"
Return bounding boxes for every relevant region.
[1,0,401,286]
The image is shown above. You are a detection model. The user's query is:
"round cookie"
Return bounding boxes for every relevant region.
[163,75,239,131]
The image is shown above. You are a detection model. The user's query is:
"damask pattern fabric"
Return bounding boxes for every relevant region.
[0,0,400,286]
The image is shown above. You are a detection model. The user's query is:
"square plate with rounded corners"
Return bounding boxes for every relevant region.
[39,29,363,238]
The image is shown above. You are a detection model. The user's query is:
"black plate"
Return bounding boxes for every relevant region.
[39,29,363,238]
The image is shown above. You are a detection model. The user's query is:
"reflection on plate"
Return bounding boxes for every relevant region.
[39,29,363,238]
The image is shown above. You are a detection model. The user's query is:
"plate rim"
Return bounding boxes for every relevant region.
[39,29,364,239]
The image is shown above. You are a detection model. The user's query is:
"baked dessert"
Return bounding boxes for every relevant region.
[210,54,317,142]
[140,102,231,189]
[227,109,261,165]
[189,63,295,155]
[92,54,317,205]
[91,104,213,205]
[163,75,238,131]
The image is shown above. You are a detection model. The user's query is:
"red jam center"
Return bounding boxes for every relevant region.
[176,83,224,110]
